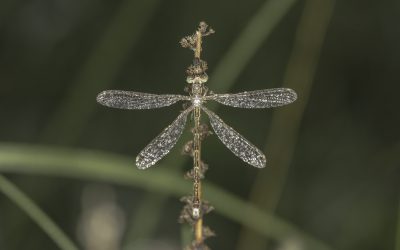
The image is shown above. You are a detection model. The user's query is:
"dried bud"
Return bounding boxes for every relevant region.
[180,35,197,50]
[186,59,208,77]
[181,21,214,57]
[200,161,209,174]
[198,21,215,36]
[182,140,194,156]
[198,124,212,140]
[186,242,211,250]
[202,202,214,214]
[203,226,216,239]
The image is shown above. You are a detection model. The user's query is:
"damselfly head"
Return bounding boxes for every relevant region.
[186,73,208,84]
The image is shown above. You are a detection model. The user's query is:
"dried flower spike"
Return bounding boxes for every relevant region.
[96,21,297,249]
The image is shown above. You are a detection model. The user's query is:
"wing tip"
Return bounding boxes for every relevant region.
[278,88,298,103]
[255,154,267,168]
[135,155,152,170]
[288,88,298,102]
[96,90,109,105]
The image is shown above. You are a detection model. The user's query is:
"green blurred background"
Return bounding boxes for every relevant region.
[0,0,399,249]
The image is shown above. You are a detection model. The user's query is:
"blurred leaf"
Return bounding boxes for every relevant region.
[396,198,400,250]
[41,0,161,144]
[236,0,335,249]
[208,0,298,96]
[0,143,332,250]
[0,174,78,250]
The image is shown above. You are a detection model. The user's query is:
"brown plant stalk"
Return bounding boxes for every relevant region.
[179,22,215,250]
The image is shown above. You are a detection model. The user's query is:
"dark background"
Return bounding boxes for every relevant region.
[0,0,399,250]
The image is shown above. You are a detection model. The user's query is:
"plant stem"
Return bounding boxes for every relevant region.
[195,31,202,59]
[193,106,203,244]
[193,29,204,245]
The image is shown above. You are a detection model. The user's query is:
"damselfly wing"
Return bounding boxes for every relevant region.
[206,88,297,108]
[136,107,193,169]
[97,88,297,169]
[96,90,189,109]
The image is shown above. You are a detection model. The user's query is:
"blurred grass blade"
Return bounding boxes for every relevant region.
[41,0,161,144]
[397,197,400,250]
[236,0,335,249]
[0,143,333,250]
[127,0,300,243]
[39,0,161,245]
[0,174,78,250]
[123,143,189,247]
[180,224,192,249]
[123,194,167,243]
[208,0,298,96]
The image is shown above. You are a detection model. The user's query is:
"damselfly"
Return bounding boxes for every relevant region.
[96,22,297,170]
[97,82,296,169]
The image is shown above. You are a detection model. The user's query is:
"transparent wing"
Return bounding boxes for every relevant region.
[97,90,189,110]
[207,88,297,108]
[136,107,193,169]
[202,107,266,168]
